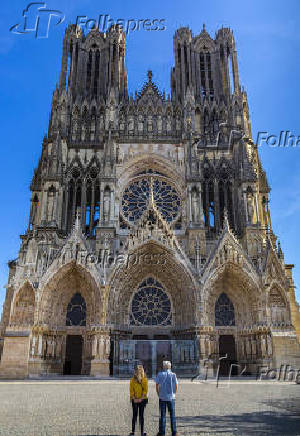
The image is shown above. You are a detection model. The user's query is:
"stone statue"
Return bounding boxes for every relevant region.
[157,115,162,132]
[92,336,97,357]
[119,115,125,131]
[99,115,104,130]
[103,191,110,222]
[191,189,199,222]
[128,117,134,132]
[81,124,86,141]
[247,192,254,223]
[138,115,144,132]
[105,337,110,358]
[109,105,114,123]
[166,115,172,132]
[147,116,153,132]
[47,189,55,222]
[99,336,104,359]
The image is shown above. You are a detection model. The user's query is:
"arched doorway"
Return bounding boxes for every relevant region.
[107,241,198,377]
[218,335,237,376]
[63,293,86,375]
[215,293,237,376]
[203,262,260,376]
[129,277,172,377]
[64,335,83,375]
[35,262,104,377]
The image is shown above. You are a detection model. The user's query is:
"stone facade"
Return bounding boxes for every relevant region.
[1,24,300,379]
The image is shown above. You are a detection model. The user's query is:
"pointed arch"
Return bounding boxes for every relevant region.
[107,240,197,327]
[268,285,289,326]
[10,282,35,327]
[38,262,103,327]
[203,262,261,328]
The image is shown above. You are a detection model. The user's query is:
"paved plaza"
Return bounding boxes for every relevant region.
[0,379,299,436]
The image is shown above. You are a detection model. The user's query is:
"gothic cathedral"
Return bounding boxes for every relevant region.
[1,24,300,378]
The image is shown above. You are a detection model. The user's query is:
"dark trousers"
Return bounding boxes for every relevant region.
[132,400,145,434]
[159,399,176,436]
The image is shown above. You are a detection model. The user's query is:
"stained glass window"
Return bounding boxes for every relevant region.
[122,179,149,222]
[121,177,180,224]
[66,293,86,326]
[130,278,172,326]
[215,293,235,326]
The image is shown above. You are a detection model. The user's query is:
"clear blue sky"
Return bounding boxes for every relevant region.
[0,0,300,312]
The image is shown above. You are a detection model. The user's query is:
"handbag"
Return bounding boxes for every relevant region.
[142,398,148,406]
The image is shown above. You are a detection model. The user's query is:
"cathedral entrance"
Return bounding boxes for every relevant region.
[64,335,83,375]
[113,339,198,377]
[156,341,172,373]
[218,335,237,376]
[135,341,152,377]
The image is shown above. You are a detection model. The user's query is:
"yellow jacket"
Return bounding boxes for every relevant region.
[130,376,148,400]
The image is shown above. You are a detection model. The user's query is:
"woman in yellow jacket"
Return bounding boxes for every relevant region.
[130,365,148,436]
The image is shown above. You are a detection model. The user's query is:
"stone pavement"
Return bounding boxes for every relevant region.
[0,379,299,436]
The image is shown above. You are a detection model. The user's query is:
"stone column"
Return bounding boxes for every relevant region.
[63,186,69,231]
[214,180,220,232]
[100,188,104,224]
[109,189,114,224]
[180,44,185,98]
[188,187,192,225]
[243,190,248,225]
[90,184,95,233]
[41,190,48,223]
[30,334,37,357]
[90,51,96,95]
[255,191,259,225]
[38,334,43,357]
[81,180,86,231]
[198,183,204,226]
[70,41,77,91]
[92,335,97,358]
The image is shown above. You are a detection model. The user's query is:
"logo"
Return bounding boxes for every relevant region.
[75,15,166,35]
[10,2,65,39]
[256,131,300,148]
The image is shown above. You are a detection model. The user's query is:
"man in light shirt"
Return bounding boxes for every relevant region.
[155,360,178,436]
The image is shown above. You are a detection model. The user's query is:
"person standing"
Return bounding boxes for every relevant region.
[129,365,148,436]
[155,360,178,436]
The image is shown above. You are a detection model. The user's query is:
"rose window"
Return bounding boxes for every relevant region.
[130,277,172,326]
[121,177,180,224]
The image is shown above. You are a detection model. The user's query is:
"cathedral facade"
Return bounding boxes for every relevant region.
[1,24,300,378]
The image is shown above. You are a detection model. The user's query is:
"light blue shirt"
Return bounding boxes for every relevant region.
[155,369,178,401]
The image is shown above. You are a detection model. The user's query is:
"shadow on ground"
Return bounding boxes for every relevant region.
[176,409,300,435]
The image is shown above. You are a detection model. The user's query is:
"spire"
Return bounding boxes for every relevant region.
[147,70,153,82]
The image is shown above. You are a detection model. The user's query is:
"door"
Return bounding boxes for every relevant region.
[64,335,83,375]
[135,341,152,378]
[218,335,237,376]
[156,341,172,376]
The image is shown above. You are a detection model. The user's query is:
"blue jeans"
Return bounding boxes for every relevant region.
[159,399,176,436]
